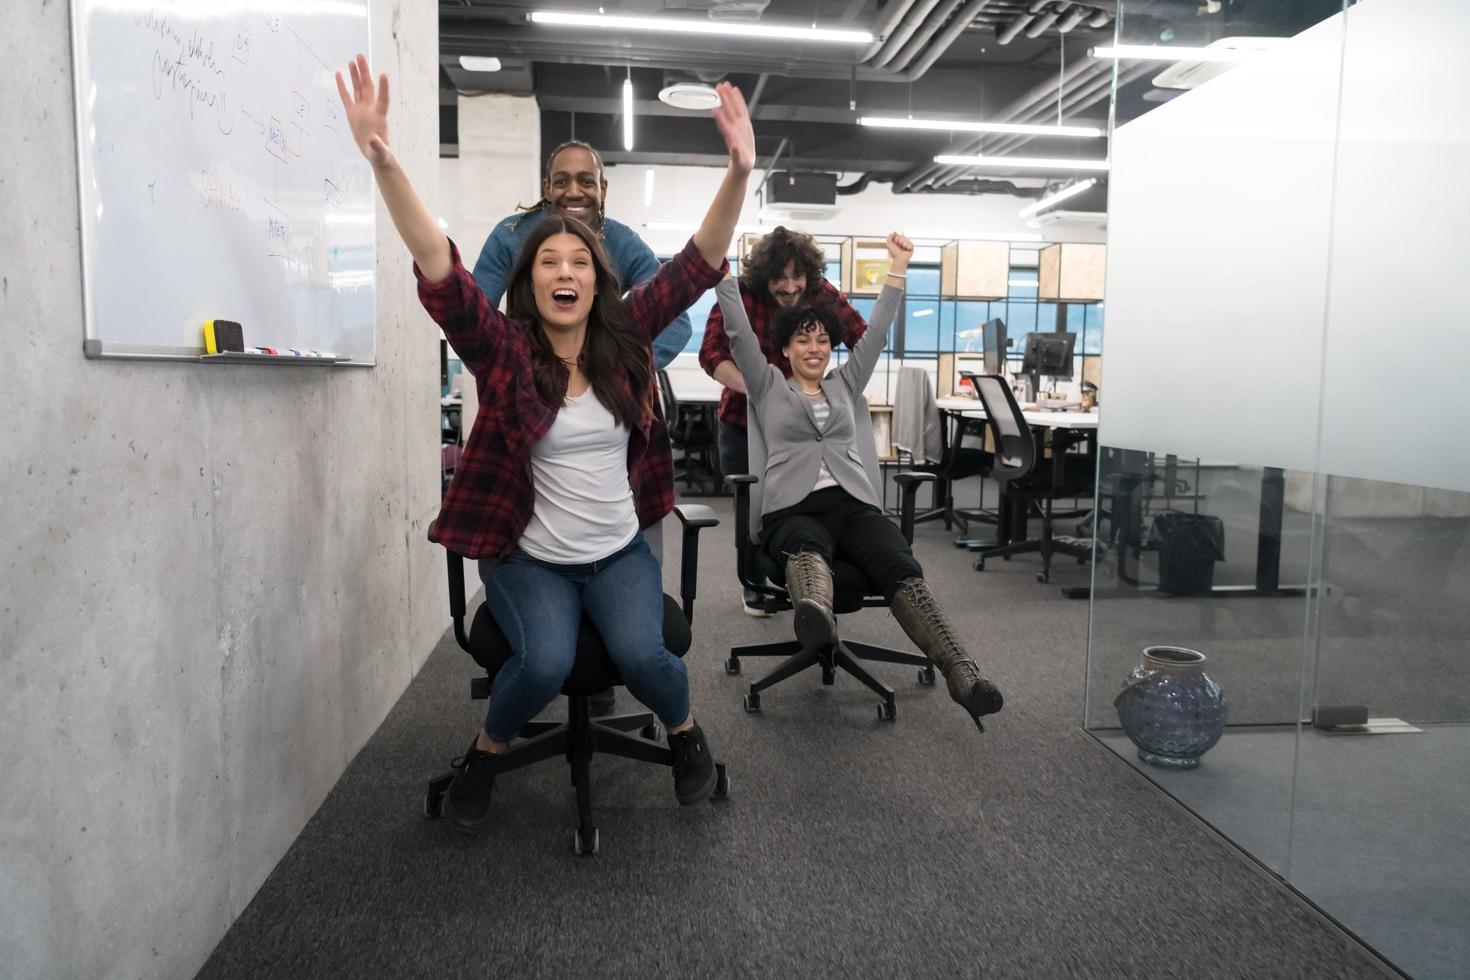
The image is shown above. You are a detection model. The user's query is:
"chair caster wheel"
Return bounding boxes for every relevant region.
[1036,572,1049,583]
[974,558,986,571]
[573,826,600,857]
[821,666,835,686]
[712,763,731,801]
[724,657,741,675]
[918,667,936,686]
[877,700,897,722]
[743,692,761,713]
[423,773,452,819]
[640,722,660,741]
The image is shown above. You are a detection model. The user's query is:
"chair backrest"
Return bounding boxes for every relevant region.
[657,368,678,417]
[891,366,942,464]
[964,372,1036,482]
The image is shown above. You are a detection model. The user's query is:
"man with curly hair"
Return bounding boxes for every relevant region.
[699,226,869,616]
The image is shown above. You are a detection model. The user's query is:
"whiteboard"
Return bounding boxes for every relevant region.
[72,1,377,364]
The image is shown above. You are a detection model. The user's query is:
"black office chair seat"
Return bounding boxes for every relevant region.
[424,508,728,856]
[464,594,691,698]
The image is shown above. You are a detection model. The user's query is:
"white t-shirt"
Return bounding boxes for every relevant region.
[808,395,839,493]
[518,387,639,564]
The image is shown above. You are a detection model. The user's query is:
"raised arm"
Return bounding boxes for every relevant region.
[623,234,693,369]
[713,277,776,402]
[692,82,755,270]
[337,54,451,283]
[842,233,914,390]
[623,81,755,334]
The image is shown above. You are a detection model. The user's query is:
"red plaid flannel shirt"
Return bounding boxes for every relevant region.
[418,238,727,559]
[698,278,869,427]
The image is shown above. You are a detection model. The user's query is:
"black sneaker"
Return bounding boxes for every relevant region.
[445,740,499,835]
[588,686,617,717]
[667,722,717,806]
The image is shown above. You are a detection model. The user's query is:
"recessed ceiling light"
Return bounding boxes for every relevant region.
[458,56,502,72]
[658,83,721,111]
[935,154,1110,172]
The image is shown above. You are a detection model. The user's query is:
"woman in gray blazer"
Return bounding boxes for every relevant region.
[714,233,1003,731]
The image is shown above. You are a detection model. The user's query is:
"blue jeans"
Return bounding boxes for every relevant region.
[477,533,689,743]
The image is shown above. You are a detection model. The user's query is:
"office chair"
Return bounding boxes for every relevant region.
[726,470,938,722]
[890,367,994,533]
[658,369,720,495]
[965,373,1095,584]
[423,506,729,856]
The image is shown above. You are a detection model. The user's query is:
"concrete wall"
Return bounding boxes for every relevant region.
[0,3,444,979]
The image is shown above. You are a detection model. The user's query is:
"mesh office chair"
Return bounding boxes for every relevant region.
[658,369,720,495]
[890,367,994,534]
[726,471,939,722]
[964,373,1095,583]
[423,506,729,856]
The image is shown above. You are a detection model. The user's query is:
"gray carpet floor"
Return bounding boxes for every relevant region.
[196,490,1396,980]
[1096,727,1470,980]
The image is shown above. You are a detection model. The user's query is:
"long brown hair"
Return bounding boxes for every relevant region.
[513,139,607,235]
[504,216,650,429]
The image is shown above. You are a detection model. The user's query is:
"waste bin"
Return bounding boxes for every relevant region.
[1147,512,1226,596]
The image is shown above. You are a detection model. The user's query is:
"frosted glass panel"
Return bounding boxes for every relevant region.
[1099,15,1346,466]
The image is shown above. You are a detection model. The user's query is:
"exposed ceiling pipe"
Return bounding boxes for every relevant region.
[899,0,994,78]
[1056,5,1091,32]
[872,0,947,69]
[1087,10,1112,28]
[859,0,923,63]
[1024,3,1068,39]
[888,0,968,72]
[996,0,1049,44]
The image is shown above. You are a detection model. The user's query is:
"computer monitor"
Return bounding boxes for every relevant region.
[982,318,1009,375]
[1020,331,1077,382]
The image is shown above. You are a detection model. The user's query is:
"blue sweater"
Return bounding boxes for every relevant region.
[471,211,692,370]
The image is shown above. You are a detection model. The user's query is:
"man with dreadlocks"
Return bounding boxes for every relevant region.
[473,140,691,371]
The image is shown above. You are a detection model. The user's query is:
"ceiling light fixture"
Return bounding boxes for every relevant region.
[458,56,502,72]
[622,75,634,151]
[530,10,873,43]
[1091,42,1278,63]
[1018,178,1098,217]
[935,154,1110,172]
[658,82,721,111]
[858,116,1103,139]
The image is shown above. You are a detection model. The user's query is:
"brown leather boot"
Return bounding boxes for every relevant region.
[784,551,838,651]
[891,577,1004,730]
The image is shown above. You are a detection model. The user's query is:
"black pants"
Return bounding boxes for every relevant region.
[761,486,923,603]
[717,420,748,480]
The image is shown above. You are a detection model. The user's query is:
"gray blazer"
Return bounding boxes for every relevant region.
[714,277,901,537]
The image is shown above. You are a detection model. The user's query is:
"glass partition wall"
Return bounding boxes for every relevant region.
[1085,1,1470,976]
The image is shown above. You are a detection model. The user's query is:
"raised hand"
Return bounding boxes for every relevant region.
[336,53,392,167]
[886,232,915,273]
[710,81,755,176]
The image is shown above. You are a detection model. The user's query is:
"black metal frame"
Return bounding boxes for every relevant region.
[424,505,728,856]
[724,472,938,722]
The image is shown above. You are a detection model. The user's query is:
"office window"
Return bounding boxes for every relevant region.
[1008,268,1039,298]
[907,266,941,296]
[904,299,940,352]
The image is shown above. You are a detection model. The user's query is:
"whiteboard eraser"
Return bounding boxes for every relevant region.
[203,319,244,354]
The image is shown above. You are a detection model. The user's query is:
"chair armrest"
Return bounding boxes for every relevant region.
[723,474,758,591]
[445,549,473,654]
[892,472,936,544]
[673,505,720,625]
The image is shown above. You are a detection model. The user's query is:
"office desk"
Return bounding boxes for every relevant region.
[935,398,1099,574]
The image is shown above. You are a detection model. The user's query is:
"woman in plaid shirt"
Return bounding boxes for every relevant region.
[337,55,754,835]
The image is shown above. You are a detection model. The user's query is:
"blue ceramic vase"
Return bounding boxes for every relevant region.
[1114,646,1227,769]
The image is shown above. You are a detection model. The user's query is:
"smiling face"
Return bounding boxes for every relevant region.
[531,232,597,331]
[543,146,606,226]
[783,320,832,387]
[767,260,807,309]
